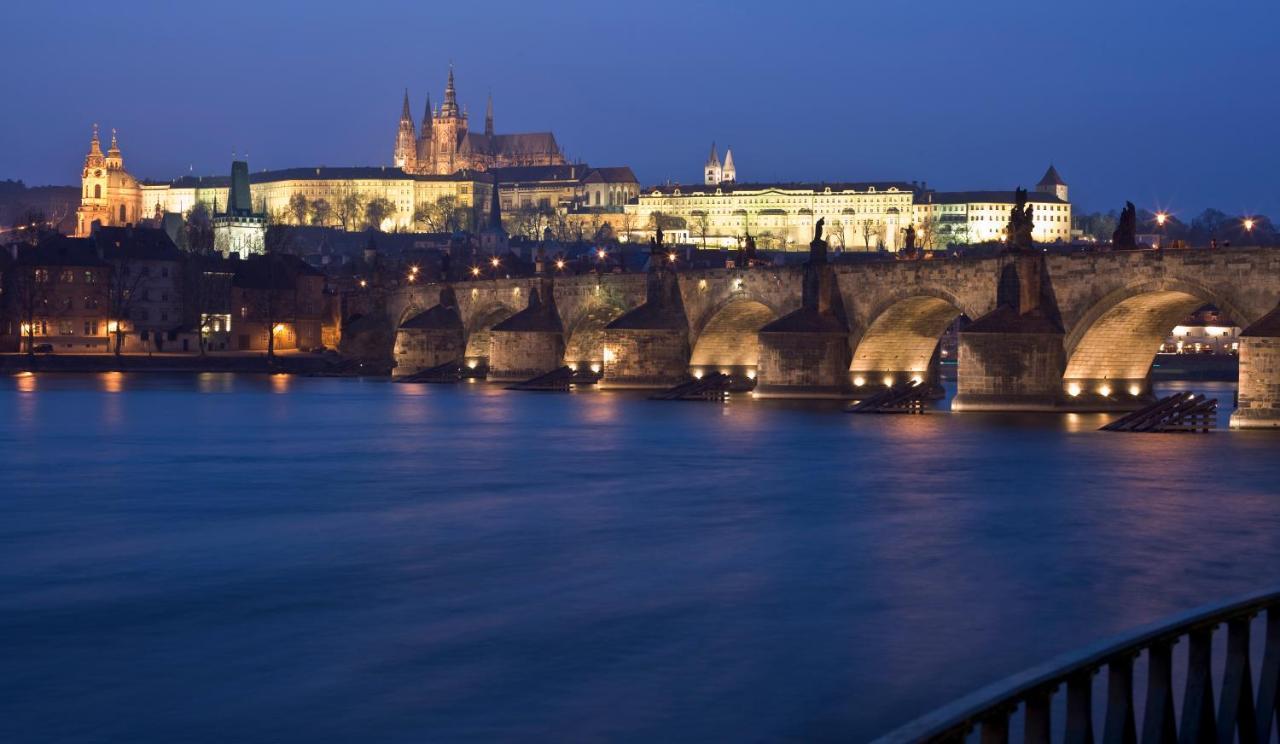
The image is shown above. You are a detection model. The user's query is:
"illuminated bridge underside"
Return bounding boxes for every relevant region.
[851,296,961,381]
[465,306,516,359]
[564,304,625,364]
[1064,290,1207,385]
[689,300,777,371]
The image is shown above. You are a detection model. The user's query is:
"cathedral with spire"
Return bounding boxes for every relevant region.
[393,67,566,175]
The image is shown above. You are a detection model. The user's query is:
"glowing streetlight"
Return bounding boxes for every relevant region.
[359,279,368,288]
[555,259,566,270]
[470,266,481,277]
[597,248,607,260]
[667,252,678,263]
[1244,218,1255,231]
[1155,212,1168,227]
[490,257,500,268]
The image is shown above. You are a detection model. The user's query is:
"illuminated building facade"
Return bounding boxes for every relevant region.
[629,162,1071,251]
[71,119,496,236]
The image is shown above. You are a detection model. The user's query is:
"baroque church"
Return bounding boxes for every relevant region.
[394,67,565,176]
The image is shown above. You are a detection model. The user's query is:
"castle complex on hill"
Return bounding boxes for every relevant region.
[393,67,565,175]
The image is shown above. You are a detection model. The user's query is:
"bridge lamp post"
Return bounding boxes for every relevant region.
[555,258,566,272]
[470,266,481,279]
[1155,212,1168,249]
[1244,218,1256,248]
[489,256,500,279]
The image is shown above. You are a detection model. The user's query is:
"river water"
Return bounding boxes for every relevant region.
[2,373,1278,743]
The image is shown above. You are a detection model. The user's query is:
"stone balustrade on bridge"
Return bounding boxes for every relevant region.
[363,246,1280,428]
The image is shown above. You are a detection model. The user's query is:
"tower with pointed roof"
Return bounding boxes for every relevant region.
[721,147,736,184]
[704,143,722,185]
[393,89,418,171]
[1036,164,1068,202]
[485,94,494,137]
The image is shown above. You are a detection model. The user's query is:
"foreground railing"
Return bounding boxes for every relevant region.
[872,587,1280,743]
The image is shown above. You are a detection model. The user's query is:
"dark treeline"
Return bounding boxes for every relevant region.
[1074,206,1276,247]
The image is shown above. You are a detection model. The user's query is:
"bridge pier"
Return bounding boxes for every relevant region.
[754,220,851,398]
[487,282,566,383]
[600,236,691,389]
[1230,307,1280,428]
[952,254,1067,412]
[393,288,465,377]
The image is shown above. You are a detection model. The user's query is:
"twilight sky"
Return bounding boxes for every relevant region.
[3,0,1278,216]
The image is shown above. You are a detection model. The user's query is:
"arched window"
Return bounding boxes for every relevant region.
[119,204,126,223]
[94,184,101,199]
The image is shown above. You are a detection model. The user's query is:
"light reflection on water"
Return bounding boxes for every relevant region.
[0,373,1277,743]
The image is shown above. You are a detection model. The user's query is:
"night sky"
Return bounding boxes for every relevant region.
[4,0,1278,216]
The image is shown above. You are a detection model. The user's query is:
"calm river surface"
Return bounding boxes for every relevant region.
[2,373,1279,743]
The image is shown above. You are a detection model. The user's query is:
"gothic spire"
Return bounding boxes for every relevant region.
[485,93,494,136]
[421,94,433,132]
[441,65,459,117]
[89,123,102,156]
[401,88,412,120]
[705,141,720,167]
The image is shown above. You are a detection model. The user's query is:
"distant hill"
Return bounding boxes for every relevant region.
[0,180,79,234]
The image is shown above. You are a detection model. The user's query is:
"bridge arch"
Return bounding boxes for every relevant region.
[849,289,968,388]
[688,296,781,376]
[464,303,517,361]
[1061,278,1245,397]
[563,297,629,370]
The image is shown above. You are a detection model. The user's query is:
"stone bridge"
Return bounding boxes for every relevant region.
[381,247,1280,427]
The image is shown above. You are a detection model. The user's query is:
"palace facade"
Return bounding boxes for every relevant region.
[624,160,1071,251]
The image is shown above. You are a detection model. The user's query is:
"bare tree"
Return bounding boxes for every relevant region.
[364,197,396,231]
[288,192,309,226]
[106,254,148,356]
[693,212,710,250]
[309,198,332,226]
[861,219,881,251]
[335,183,364,231]
[10,260,55,356]
[184,203,214,253]
[828,219,845,250]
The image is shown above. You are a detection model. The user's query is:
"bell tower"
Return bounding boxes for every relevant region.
[704,142,722,185]
[76,124,111,236]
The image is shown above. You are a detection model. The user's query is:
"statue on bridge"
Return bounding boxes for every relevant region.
[902,224,918,259]
[1006,188,1035,252]
[650,225,664,255]
[809,217,828,264]
[1112,201,1138,249]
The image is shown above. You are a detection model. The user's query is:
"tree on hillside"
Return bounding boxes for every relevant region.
[335,184,364,231]
[288,192,309,226]
[309,198,332,226]
[184,202,214,253]
[364,197,396,231]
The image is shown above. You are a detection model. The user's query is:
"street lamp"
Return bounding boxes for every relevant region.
[470,266,481,278]
[555,258,566,271]
[1244,217,1256,248]
[1155,212,1168,250]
